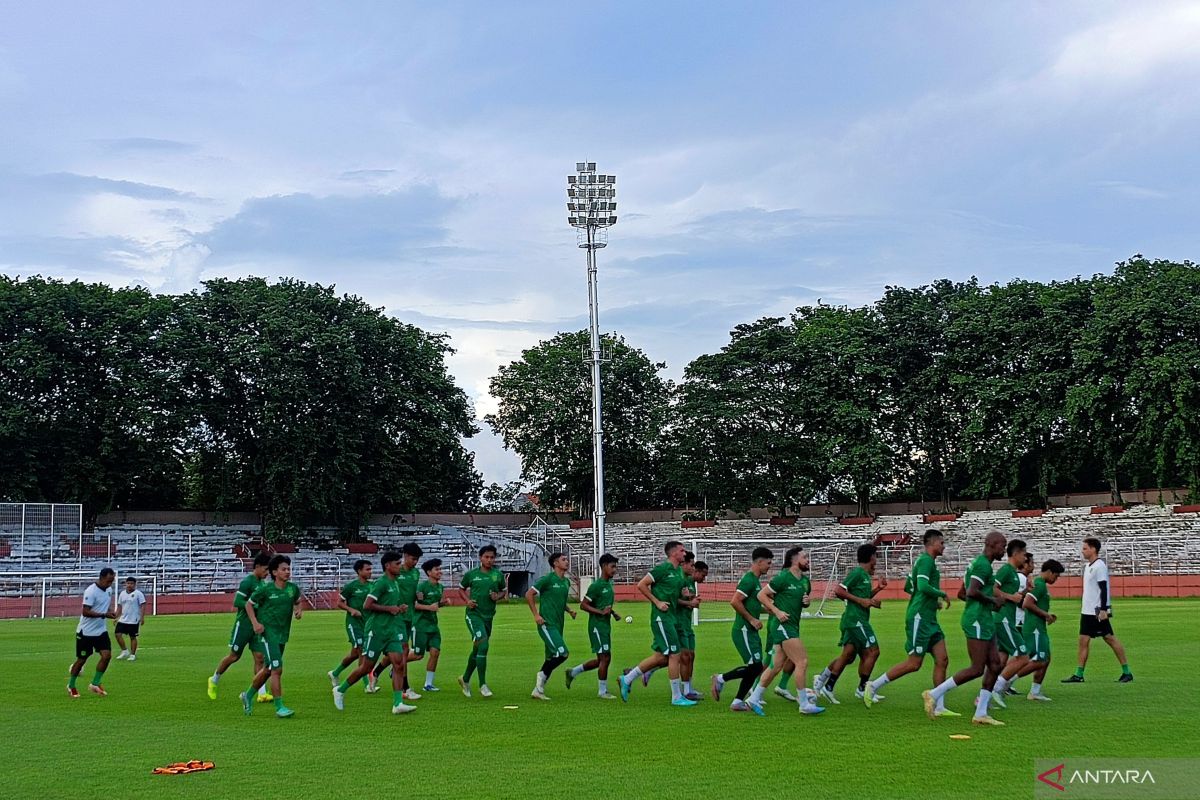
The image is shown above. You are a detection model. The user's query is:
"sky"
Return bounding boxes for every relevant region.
[2,1,1199,486]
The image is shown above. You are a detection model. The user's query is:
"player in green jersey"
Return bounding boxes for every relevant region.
[367,542,423,698]
[711,547,773,713]
[813,543,887,705]
[924,530,1006,725]
[865,530,955,716]
[411,558,448,692]
[986,539,1029,709]
[618,540,695,706]
[328,559,373,687]
[458,544,507,698]
[566,553,621,698]
[526,552,578,700]
[993,558,1063,702]
[240,555,303,718]
[748,546,824,715]
[332,550,418,715]
[676,558,708,700]
[208,553,272,702]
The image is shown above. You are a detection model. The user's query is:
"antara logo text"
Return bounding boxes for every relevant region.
[1038,763,1157,791]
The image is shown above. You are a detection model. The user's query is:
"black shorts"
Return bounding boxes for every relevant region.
[75,631,112,658]
[115,622,140,636]
[1079,614,1114,638]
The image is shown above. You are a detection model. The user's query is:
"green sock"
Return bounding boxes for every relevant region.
[68,673,78,689]
[1122,664,1132,675]
[1074,666,1085,678]
[337,679,352,693]
[332,663,346,677]
[273,697,283,711]
[393,690,404,706]
[778,673,791,691]
[91,670,104,687]
[463,652,477,683]
[476,655,487,684]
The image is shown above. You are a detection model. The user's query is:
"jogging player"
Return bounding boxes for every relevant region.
[566,553,621,698]
[813,543,887,704]
[368,542,423,698]
[412,558,447,692]
[618,540,693,706]
[458,544,506,698]
[240,554,303,718]
[208,553,272,702]
[69,567,118,697]
[747,546,824,715]
[988,539,1029,709]
[711,547,772,712]
[994,559,1064,702]
[675,555,707,700]
[1063,537,1133,684]
[328,559,372,688]
[527,552,576,700]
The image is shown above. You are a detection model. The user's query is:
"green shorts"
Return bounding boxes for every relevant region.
[260,638,286,670]
[412,626,441,655]
[228,617,255,654]
[676,620,696,652]
[1023,625,1050,662]
[963,614,996,641]
[904,614,945,656]
[538,623,568,659]
[996,616,1027,656]
[362,628,405,660]
[345,617,365,648]
[838,621,879,653]
[650,610,680,654]
[767,617,799,647]
[731,625,763,665]
[588,621,611,654]
[466,612,493,642]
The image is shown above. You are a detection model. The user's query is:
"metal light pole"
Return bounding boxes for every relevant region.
[567,162,617,572]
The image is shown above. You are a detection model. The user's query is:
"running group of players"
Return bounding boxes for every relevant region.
[69,530,1133,721]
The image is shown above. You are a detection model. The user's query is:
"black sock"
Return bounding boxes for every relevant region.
[858,675,868,691]
[722,666,749,682]
[541,656,567,677]
[735,664,764,700]
[827,671,841,690]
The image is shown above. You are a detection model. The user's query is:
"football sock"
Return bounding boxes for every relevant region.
[748,684,766,704]
[624,666,643,684]
[817,667,833,686]
[1031,682,1043,694]
[683,680,694,695]
[210,672,220,683]
[869,674,891,691]
[929,677,957,700]
[393,690,404,706]
[257,684,268,696]
[993,676,1010,694]
[425,670,436,686]
[475,655,487,684]
[858,676,869,691]
[536,671,547,690]
[462,654,477,683]
[778,673,792,691]
[570,664,585,678]
[1121,664,1132,675]
[598,679,608,695]
[273,696,284,712]
[975,688,991,718]
[826,671,841,689]
[68,674,78,689]
[936,694,947,711]
[91,670,104,686]
[669,678,683,701]
[332,663,347,677]
[1073,666,1085,678]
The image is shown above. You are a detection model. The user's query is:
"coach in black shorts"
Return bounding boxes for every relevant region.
[1063,538,1133,683]
[69,567,118,697]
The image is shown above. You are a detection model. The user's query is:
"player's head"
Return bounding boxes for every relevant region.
[97,567,115,589]
[268,554,291,580]
[479,544,498,568]
[599,552,618,579]
[692,560,709,582]
[784,546,809,572]
[923,529,944,556]
[124,576,137,589]
[381,550,402,575]
[1021,552,1035,575]
[422,557,443,581]
[750,546,774,575]
[252,552,271,576]
[353,558,372,579]
[548,551,568,572]
[664,540,685,564]
[1006,538,1027,561]
[1082,537,1101,561]
[401,541,423,568]
[1041,559,1065,584]
[984,530,1007,560]
[856,543,878,572]
[682,550,696,575]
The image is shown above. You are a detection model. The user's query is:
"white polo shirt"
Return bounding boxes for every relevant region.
[1081,558,1110,614]
[118,589,146,624]
[1015,572,1028,626]
[77,583,111,636]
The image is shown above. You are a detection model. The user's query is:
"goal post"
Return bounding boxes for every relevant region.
[689,537,854,625]
[0,571,157,619]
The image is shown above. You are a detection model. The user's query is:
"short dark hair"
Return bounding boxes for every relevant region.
[664,540,683,555]
[856,543,878,563]
[1006,539,1026,556]
[599,553,619,567]
[693,560,708,572]
[253,553,271,568]
[125,576,137,583]
[751,546,773,561]
[923,529,943,545]
[381,550,401,567]
[784,546,804,568]
[422,558,443,573]
[683,550,695,564]
[268,554,290,573]
[402,542,424,558]
[479,544,498,557]
[1084,537,1102,553]
[1024,552,1034,565]
[1042,559,1065,575]
[99,567,115,579]
[548,551,566,566]
[353,559,371,573]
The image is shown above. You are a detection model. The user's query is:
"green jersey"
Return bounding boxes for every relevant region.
[533,571,571,629]
[462,567,506,619]
[365,575,402,635]
[961,554,996,626]
[905,552,945,620]
[679,576,698,630]
[396,565,420,622]
[767,569,810,622]
[584,577,614,630]
[414,580,443,631]
[234,573,264,621]
[248,580,301,642]
[993,562,1021,625]
[340,578,371,623]
[732,571,763,631]
[839,565,874,629]
[1025,576,1051,631]
[648,560,685,615]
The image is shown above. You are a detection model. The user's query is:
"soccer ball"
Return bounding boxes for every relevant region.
[624,615,633,624]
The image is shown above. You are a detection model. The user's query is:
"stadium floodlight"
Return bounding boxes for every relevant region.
[567,161,617,573]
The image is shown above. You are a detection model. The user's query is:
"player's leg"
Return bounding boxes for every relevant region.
[857,644,880,697]
[250,647,271,700]
[1067,626,1091,682]
[87,634,113,695]
[1102,632,1132,680]
[128,629,138,658]
[815,641,856,703]
[926,636,988,718]
[533,625,568,699]
[781,637,822,713]
[621,612,675,700]
[114,629,127,659]
[388,648,416,713]
[68,633,90,697]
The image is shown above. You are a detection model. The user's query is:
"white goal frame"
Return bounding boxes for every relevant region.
[0,571,158,619]
[689,537,852,625]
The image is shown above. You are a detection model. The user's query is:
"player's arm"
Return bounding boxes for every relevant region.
[758,585,787,623]
[244,596,265,634]
[915,571,950,607]
[461,575,477,609]
[334,593,355,615]
[834,584,875,609]
[870,576,888,596]
[677,587,700,610]
[965,573,1000,608]
[1020,592,1051,621]
[993,579,1024,605]
[364,594,399,616]
[580,594,604,616]
[414,592,439,613]
[730,591,762,629]
[525,586,545,625]
[1095,565,1111,619]
[292,592,303,620]
[488,574,507,603]
[80,601,108,619]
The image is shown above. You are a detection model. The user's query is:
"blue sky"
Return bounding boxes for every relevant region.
[2,1,1199,485]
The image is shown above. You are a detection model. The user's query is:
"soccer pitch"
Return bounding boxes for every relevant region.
[3,599,1197,800]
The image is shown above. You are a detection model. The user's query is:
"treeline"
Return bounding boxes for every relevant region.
[488,257,1200,514]
[0,276,480,534]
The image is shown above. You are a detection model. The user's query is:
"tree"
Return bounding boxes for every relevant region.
[475,480,525,512]
[485,331,670,513]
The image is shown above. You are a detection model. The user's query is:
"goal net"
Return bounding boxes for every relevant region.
[0,571,157,619]
[689,537,854,624]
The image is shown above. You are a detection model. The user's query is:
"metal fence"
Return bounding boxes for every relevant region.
[0,503,84,571]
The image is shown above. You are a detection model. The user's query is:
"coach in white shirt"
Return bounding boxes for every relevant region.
[68,567,118,697]
[1062,537,1133,684]
[115,576,147,661]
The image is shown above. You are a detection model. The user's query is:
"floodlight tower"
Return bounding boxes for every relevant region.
[567,161,617,570]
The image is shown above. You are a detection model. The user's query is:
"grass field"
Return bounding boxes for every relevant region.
[2,598,1198,800]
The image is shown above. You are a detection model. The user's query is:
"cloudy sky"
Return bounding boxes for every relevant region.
[2,1,1199,484]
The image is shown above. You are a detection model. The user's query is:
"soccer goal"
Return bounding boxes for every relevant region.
[689,537,854,625]
[0,571,157,619]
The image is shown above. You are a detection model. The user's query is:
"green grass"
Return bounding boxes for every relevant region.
[2,599,1197,799]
